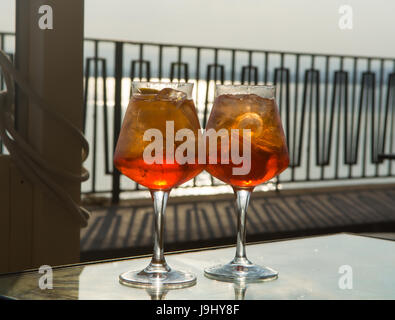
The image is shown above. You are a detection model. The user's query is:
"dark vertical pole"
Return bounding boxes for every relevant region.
[195,48,200,102]
[376,59,384,176]
[322,56,329,180]
[349,58,357,178]
[231,50,235,84]
[276,53,285,191]
[191,48,201,188]
[177,46,182,81]
[158,45,163,81]
[102,60,110,174]
[82,58,90,134]
[214,49,218,83]
[291,54,300,182]
[248,51,252,84]
[112,42,123,204]
[389,62,395,175]
[139,44,143,80]
[264,52,268,85]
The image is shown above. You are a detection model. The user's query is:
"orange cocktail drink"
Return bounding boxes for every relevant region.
[206,92,289,187]
[114,88,202,190]
[204,84,289,283]
[114,82,202,289]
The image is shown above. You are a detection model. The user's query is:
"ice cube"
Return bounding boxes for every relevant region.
[232,112,263,135]
[156,88,187,107]
[210,94,243,126]
[256,125,286,152]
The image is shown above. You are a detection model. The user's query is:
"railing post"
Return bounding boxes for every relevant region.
[112,42,123,203]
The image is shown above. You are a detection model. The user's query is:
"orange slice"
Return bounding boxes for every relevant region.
[137,88,160,94]
[232,112,263,136]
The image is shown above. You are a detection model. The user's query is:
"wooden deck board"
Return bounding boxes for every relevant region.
[80,184,395,261]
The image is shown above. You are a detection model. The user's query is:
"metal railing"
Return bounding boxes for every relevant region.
[1,32,395,203]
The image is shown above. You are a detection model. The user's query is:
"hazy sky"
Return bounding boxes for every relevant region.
[0,0,394,58]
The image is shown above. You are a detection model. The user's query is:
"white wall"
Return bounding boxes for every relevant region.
[0,0,394,57]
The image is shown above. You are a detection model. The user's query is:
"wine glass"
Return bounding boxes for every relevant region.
[204,84,289,282]
[114,82,203,288]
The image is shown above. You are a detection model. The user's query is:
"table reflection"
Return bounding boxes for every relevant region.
[1,234,395,300]
[146,286,169,300]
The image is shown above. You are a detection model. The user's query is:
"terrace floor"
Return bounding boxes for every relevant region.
[80,183,395,262]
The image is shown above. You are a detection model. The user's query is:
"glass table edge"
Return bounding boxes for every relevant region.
[1,231,389,280]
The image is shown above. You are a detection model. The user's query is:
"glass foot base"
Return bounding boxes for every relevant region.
[204,260,278,283]
[119,268,197,289]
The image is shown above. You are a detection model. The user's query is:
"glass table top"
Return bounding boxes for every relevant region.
[0,233,394,300]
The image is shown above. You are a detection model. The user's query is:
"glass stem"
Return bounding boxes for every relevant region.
[233,187,253,264]
[148,190,170,272]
